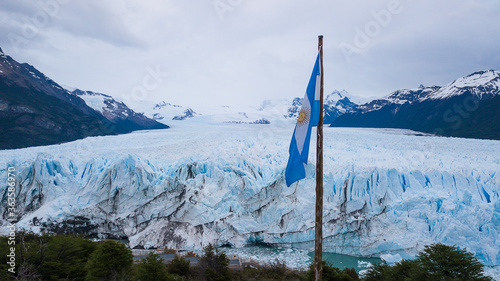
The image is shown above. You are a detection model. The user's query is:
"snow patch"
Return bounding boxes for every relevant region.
[78,93,107,113]
[428,70,500,100]
[453,71,498,88]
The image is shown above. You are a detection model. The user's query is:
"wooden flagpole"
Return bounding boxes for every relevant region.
[314,35,324,281]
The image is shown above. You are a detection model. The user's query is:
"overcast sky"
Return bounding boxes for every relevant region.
[1,0,499,107]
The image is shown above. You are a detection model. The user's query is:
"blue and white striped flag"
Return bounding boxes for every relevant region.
[285,53,321,187]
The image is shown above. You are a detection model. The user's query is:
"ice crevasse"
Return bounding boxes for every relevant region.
[0,127,498,266]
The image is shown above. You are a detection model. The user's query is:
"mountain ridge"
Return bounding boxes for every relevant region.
[332,70,500,140]
[71,89,168,134]
[0,48,167,149]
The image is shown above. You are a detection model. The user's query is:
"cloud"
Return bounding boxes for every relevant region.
[53,1,145,48]
[0,0,499,107]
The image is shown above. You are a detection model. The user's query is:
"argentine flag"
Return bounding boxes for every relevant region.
[285,53,321,187]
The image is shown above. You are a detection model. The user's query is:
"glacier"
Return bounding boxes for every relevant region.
[1,121,499,267]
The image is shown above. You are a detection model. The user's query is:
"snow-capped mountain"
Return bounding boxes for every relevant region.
[325,89,370,105]
[284,97,303,119]
[172,108,198,120]
[323,90,359,124]
[355,86,441,114]
[136,100,272,124]
[0,48,114,149]
[148,101,197,121]
[425,70,500,100]
[283,90,363,124]
[0,47,167,149]
[332,70,500,140]
[71,89,168,133]
[0,48,95,116]
[130,89,365,126]
[0,124,498,267]
[137,100,281,125]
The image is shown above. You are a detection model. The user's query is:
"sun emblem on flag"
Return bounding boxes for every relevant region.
[297,106,311,127]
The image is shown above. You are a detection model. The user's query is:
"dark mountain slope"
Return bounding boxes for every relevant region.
[72,89,168,134]
[0,79,115,149]
[332,71,500,140]
[0,48,167,149]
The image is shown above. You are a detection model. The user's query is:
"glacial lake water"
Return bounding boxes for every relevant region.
[222,246,382,272]
[317,252,382,272]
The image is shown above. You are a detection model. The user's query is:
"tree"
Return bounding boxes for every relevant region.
[85,240,133,281]
[0,236,15,280]
[166,255,190,278]
[362,243,492,281]
[41,234,96,280]
[414,243,492,281]
[361,262,390,281]
[15,263,42,281]
[9,232,50,280]
[16,232,50,270]
[135,252,172,281]
[362,260,415,281]
[2,233,99,280]
[264,259,288,280]
[307,261,356,281]
[342,267,360,280]
[198,244,231,281]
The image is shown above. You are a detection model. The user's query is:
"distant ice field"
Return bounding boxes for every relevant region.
[2,121,498,176]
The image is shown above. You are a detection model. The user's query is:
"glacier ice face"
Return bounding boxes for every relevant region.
[0,124,499,265]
